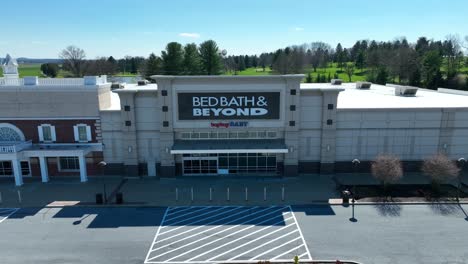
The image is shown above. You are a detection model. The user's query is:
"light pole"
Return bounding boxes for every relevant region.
[98,161,107,204]
[349,159,360,222]
[457,158,466,202]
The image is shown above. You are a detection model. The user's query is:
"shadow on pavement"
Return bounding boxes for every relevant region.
[428,202,465,216]
[372,198,402,217]
[51,206,167,228]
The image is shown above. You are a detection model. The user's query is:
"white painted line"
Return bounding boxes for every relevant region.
[249,237,301,260]
[153,206,263,245]
[201,218,295,262]
[149,213,292,262]
[162,206,215,224]
[165,207,194,217]
[270,244,305,260]
[298,252,309,259]
[289,205,312,261]
[0,208,19,224]
[150,210,290,262]
[151,206,275,250]
[227,229,299,261]
[144,207,170,264]
[164,206,238,226]
[159,206,241,235]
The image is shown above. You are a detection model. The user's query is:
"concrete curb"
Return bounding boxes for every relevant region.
[3,199,466,209]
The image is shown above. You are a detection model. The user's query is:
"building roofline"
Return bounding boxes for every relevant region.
[150,74,305,81]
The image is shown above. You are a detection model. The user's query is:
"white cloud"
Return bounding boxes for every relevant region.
[179,32,200,38]
[31,40,47,45]
[293,27,304,31]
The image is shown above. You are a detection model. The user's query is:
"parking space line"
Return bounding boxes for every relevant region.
[250,237,301,260]
[145,206,311,264]
[270,244,305,260]
[144,207,170,264]
[151,206,277,251]
[226,229,299,261]
[165,207,195,217]
[0,208,19,224]
[153,206,262,245]
[159,206,241,235]
[161,207,216,225]
[204,220,295,262]
[289,205,312,260]
[154,214,293,262]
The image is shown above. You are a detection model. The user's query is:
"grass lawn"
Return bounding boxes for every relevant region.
[0,63,44,77]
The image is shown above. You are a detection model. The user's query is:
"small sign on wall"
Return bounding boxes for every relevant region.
[211,121,248,128]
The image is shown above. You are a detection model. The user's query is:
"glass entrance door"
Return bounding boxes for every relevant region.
[183,156,218,175]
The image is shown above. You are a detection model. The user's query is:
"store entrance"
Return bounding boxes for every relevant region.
[181,153,277,176]
[182,155,218,175]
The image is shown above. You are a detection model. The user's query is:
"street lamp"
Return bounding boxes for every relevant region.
[349,159,360,222]
[457,158,466,202]
[98,161,107,204]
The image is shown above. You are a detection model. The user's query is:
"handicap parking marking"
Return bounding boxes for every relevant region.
[144,206,312,264]
[0,208,19,224]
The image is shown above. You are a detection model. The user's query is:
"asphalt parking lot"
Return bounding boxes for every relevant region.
[0,204,467,264]
[145,206,311,263]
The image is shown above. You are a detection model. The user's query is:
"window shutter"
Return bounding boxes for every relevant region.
[51,126,57,142]
[38,126,44,142]
[86,126,92,142]
[73,126,79,142]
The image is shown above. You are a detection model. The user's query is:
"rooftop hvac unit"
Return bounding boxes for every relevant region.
[392,85,418,96]
[331,79,342,85]
[110,82,125,89]
[356,82,372,89]
[138,80,149,86]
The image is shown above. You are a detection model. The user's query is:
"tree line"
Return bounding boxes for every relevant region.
[260,36,468,90]
[42,35,468,90]
[50,40,224,79]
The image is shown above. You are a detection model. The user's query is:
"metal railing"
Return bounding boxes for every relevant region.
[0,140,33,153]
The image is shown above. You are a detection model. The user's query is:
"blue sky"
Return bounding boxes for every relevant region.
[1,0,467,58]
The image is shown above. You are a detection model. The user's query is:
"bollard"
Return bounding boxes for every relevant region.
[245,187,248,201]
[209,188,212,202]
[175,187,179,201]
[282,186,285,201]
[264,187,267,201]
[191,187,194,201]
[227,187,230,201]
[17,190,22,204]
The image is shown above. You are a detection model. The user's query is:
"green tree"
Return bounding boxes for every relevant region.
[335,43,345,69]
[422,50,442,89]
[199,40,223,75]
[305,72,313,83]
[142,53,163,79]
[344,62,355,82]
[183,43,202,75]
[375,67,389,85]
[355,51,365,70]
[315,73,321,83]
[40,63,59,77]
[161,42,184,75]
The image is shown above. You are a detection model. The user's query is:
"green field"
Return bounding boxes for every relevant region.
[0,63,44,77]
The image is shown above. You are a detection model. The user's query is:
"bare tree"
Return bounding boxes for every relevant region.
[371,154,403,192]
[422,154,460,192]
[343,62,355,82]
[59,45,86,77]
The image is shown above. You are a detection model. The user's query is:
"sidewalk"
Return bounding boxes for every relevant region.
[0,177,123,207]
[0,174,339,207]
[120,174,339,206]
[1,173,466,208]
